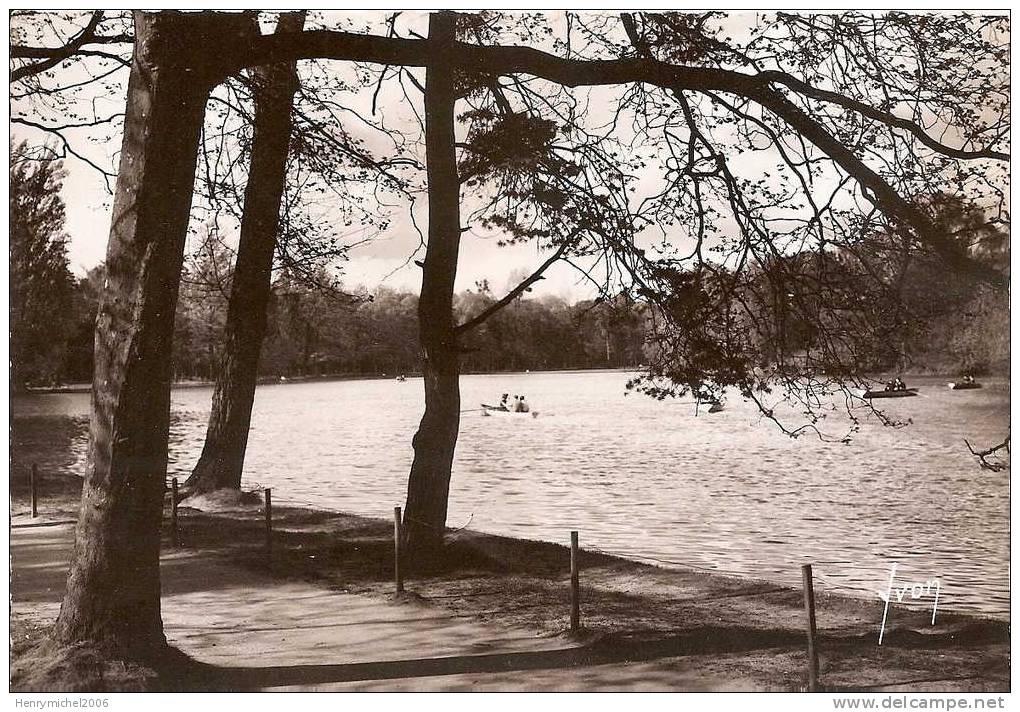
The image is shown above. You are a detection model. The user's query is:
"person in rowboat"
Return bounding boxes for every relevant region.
[499,393,510,410]
[884,377,907,392]
[510,395,530,413]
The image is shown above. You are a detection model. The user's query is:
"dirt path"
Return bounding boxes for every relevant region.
[10,514,1008,692]
[10,519,757,691]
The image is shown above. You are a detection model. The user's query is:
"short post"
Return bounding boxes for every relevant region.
[394,506,404,593]
[171,478,180,547]
[570,530,580,631]
[802,563,820,692]
[30,464,38,518]
[264,488,273,570]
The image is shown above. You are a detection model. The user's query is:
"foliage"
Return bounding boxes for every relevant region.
[9,141,76,389]
[29,248,1007,388]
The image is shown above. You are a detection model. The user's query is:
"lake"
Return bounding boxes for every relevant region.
[10,370,1010,617]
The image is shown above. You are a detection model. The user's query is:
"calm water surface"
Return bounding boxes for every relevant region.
[11,370,1010,617]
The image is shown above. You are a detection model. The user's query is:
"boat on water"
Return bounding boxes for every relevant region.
[948,381,982,390]
[481,403,539,418]
[853,388,919,399]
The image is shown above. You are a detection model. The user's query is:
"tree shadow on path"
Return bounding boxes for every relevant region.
[161,627,802,690]
[161,621,1007,691]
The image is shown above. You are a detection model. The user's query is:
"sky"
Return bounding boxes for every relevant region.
[20,13,715,301]
[12,10,1009,301]
[14,10,615,301]
[54,154,598,300]
[15,10,732,302]
[45,105,603,301]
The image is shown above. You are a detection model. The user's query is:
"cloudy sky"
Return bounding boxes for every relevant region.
[14,10,1007,303]
[19,10,635,301]
[15,10,748,302]
[56,153,596,300]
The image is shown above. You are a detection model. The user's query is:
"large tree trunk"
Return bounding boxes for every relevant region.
[53,11,255,661]
[403,12,462,555]
[186,12,306,495]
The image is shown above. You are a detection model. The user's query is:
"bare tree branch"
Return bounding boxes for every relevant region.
[234,27,1007,291]
[455,241,570,335]
[9,11,121,82]
[965,435,1010,472]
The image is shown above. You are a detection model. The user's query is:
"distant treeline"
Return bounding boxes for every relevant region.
[180,275,650,381]
[27,264,650,386]
[16,255,1007,391]
[10,150,1008,389]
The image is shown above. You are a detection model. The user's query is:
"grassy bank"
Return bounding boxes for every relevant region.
[10,477,1010,692]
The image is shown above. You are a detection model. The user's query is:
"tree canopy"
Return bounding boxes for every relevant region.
[9,141,76,390]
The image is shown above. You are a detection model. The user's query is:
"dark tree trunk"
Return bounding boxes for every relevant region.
[186,12,306,495]
[53,11,255,661]
[302,323,313,374]
[403,12,462,555]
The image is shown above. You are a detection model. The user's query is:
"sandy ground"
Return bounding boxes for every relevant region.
[9,519,754,691]
[9,502,1009,692]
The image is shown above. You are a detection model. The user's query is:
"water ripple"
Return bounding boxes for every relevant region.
[11,371,1009,617]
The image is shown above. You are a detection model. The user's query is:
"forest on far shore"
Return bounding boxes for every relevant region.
[11,151,1009,392]
[14,244,1009,391]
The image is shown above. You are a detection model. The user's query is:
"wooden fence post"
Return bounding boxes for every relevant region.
[570,530,580,631]
[265,488,273,570]
[394,506,404,593]
[802,563,820,691]
[171,478,180,547]
[30,464,38,518]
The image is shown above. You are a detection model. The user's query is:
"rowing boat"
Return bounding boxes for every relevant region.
[947,382,982,390]
[853,388,919,399]
[481,403,539,418]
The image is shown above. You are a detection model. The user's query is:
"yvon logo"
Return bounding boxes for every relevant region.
[876,563,941,645]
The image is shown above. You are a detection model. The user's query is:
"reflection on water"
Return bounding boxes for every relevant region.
[10,413,88,482]
[11,371,1010,617]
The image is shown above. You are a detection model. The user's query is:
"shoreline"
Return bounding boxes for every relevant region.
[12,476,1008,622]
[15,366,1010,396]
[9,483,1010,691]
[15,367,640,395]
